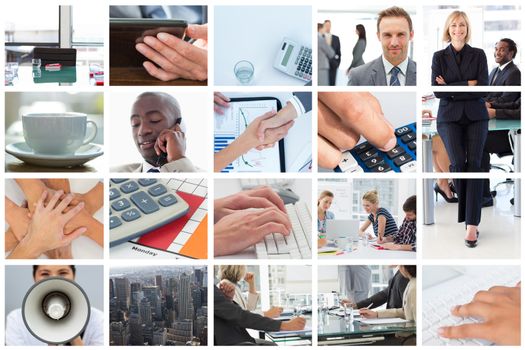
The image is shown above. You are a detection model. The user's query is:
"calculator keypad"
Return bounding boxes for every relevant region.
[337,122,417,173]
[109,178,190,247]
[294,46,312,81]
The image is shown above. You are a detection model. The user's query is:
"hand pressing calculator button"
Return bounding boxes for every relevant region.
[109,178,189,247]
[335,122,416,173]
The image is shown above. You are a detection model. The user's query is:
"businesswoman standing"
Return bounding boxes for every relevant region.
[431,11,489,248]
[347,24,367,74]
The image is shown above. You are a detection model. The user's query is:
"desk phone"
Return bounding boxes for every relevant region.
[273,37,312,82]
[335,122,417,173]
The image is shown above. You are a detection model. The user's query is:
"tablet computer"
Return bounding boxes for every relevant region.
[214,97,285,172]
[110,18,187,68]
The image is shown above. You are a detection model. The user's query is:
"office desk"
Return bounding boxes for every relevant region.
[263,316,312,346]
[318,314,416,345]
[6,65,100,87]
[422,118,521,223]
[110,67,206,86]
[318,240,416,260]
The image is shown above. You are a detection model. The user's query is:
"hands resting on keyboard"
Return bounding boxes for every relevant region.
[438,283,521,345]
[214,186,291,256]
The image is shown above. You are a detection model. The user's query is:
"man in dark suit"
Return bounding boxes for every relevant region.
[482,38,521,205]
[214,283,306,345]
[486,38,521,104]
[356,269,409,309]
[342,269,409,310]
[323,20,341,86]
[348,6,416,86]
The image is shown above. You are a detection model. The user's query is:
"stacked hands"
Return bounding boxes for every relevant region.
[214,186,291,256]
[217,279,306,331]
[6,179,103,259]
[136,24,208,82]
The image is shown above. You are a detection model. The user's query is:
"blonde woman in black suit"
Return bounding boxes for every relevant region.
[431,11,489,248]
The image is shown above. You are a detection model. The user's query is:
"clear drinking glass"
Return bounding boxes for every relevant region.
[234,60,254,85]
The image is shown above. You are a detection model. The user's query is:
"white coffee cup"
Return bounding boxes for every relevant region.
[22,112,98,155]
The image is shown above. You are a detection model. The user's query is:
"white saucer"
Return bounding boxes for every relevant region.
[6,142,104,167]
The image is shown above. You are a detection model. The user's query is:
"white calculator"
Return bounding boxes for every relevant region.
[109,178,189,247]
[273,37,312,82]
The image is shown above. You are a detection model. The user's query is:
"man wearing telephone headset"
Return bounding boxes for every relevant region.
[111,92,202,172]
[5,265,104,346]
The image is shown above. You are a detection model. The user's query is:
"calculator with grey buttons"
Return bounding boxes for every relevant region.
[109,178,189,247]
[273,37,312,82]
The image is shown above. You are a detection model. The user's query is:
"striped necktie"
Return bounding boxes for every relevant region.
[390,66,401,86]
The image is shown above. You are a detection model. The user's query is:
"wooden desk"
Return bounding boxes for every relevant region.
[110,67,206,86]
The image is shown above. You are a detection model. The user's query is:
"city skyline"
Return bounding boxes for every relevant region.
[110,266,207,346]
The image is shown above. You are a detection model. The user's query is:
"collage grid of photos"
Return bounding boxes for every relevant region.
[1,0,523,348]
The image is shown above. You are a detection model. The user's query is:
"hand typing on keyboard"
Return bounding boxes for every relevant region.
[438,284,521,345]
[214,208,291,256]
[318,92,396,169]
[214,186,287,223]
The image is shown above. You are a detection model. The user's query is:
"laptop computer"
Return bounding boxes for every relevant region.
[325,219,360,241]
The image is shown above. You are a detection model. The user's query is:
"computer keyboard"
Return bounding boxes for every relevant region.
[336,122,416,173]
[240,178,292,189]
[255,201,311,259]
[109,178,190,247]
[423,268,520,346]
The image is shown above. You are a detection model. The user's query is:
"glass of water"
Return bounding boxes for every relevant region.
[234,60,254,85]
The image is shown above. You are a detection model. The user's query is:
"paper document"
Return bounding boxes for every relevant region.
[359,317,408,325]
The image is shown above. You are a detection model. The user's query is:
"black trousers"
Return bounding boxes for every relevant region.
[437,114,488,225]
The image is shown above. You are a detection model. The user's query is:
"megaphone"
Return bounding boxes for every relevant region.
[22,277,90,345]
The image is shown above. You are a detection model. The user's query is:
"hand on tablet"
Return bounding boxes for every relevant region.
[136,23,208,81]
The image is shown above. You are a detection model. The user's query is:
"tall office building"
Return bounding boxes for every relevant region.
[152,328,167,345]
[139,298,153,326]
[129,313,144,345]
[109,278,115,299]
[115,277,130,311]
[168,320,193,343]
[155,275,163,296]
[178,272,193,320]
[110,321,129,345]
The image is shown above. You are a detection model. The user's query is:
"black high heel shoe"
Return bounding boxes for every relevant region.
[434,183,458,203]
[465,231,479,248]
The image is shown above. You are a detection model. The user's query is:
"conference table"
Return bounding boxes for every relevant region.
[318,313,416,345]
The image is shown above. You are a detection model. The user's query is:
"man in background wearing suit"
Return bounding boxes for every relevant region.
[482,38,521,205]
[214,282,306,345]
[318,23,336,86]
[323,20,341,86]
[486,38,521,104]
[111,92,201,173]
[348,6,416,86]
